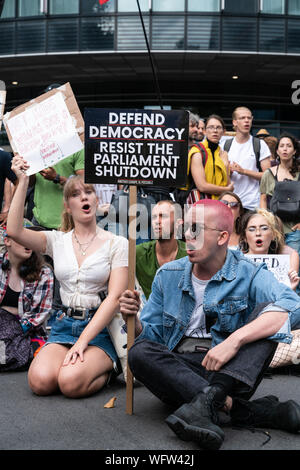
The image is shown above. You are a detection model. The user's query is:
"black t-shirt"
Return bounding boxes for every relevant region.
[0,150,17,208]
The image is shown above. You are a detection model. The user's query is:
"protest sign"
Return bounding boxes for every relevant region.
[84,108,189,188]
[246,254,291,287]
[85,107,188,414]
[3,82,84,175]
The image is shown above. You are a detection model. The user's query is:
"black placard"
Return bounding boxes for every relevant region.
[84,108,188,188]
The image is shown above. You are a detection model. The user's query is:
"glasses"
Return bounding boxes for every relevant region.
[246,225,270,233]
[185,222,222,238]
[206,125,223,132]
[219,200,240,208]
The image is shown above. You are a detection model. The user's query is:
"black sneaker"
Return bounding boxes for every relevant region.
[165,386,225,450]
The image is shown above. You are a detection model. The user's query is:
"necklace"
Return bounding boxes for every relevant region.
[73,230,98,256]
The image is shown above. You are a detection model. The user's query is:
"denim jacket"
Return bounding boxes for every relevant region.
[138,249,300,349]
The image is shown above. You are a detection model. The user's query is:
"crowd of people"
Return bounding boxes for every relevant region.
[1,103,300,450]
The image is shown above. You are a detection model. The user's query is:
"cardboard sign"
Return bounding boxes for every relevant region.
[246,254,291,287]
[84,108,189,188]
[3,82,84,175]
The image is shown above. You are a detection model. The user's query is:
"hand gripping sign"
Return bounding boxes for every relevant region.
[85,108,189,414]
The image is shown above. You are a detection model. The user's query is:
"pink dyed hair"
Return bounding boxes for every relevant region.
[192,199,234,235]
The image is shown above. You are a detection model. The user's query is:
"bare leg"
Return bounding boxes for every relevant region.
[28,343,69,395]
[28,344,114,398]
[57,346,113,398]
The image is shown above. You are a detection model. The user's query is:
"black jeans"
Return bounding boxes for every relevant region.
[129,305,277,408]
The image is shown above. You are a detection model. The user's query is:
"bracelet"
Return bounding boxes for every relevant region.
[53,173,60,184]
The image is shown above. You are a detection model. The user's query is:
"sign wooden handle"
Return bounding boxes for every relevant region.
[126,185,137,415]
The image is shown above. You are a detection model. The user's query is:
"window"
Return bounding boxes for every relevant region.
[18,0,43,17]
[187,16,220,49]
[117,16,149,49]
[50,0,79,15]
[289,0,300,14]
[261,0,284,14]
[81,0,115,14]
[1,0,15,18]
[81,17,114,50]
[48,19,79,51]
[118,0,148,12]
[152,0,184,12]
[16,20,46,52]
[223,0,258,14]
[188,0,220,12]
[152,16,184,49]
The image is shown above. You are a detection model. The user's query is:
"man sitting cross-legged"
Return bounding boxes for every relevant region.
[120,199,300,450]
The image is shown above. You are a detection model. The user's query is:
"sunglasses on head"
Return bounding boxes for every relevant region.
[219,200,240,208]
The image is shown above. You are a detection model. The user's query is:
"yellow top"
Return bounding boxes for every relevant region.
[202,139,228,200]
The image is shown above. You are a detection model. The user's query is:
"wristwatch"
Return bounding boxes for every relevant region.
[53,173,61,184]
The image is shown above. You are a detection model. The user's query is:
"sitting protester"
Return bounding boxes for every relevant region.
[239,208,300,291]
[120,200,300,450]
[0,226,53,371]
[7,155,128,398]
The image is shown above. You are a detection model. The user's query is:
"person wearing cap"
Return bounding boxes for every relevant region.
[120,199,300,450]
[256,128,271,139]
[30,83,84,230]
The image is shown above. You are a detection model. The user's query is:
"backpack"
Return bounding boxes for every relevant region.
[0,309,33,371]
[172,143,208,207]
[223,136,262,172]
[269,170,300,222]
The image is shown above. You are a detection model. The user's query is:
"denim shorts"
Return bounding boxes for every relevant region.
[46,311,118,369]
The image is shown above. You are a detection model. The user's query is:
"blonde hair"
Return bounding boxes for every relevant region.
[240,208,285,254]
[232,106,252,121]
[60,175,96,232]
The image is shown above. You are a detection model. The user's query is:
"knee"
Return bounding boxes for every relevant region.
[28,365,58,396]
[58,368,85,398]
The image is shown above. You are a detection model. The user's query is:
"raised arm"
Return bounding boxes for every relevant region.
[6,155,47,253]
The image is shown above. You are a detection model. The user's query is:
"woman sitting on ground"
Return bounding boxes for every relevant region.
[239,208,300,291]
[6,156,128,398]
[0,226,53,371]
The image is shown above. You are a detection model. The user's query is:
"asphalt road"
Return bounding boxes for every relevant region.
[1,368,300,456]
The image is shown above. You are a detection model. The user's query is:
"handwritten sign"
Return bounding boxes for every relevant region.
[3,83,84,176]
[246,254,291,287]
[84,108,189,187]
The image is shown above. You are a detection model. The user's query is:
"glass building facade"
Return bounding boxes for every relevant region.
[0,0,299,139]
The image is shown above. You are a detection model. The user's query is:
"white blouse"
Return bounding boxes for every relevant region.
[44,229,128,309]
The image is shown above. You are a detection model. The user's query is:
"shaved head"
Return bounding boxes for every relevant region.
[192,199,234,236]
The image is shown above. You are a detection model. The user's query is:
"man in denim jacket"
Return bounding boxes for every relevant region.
[120,199,300,450]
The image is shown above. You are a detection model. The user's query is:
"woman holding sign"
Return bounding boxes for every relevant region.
[6,156,128,398]
[239,208,300,291]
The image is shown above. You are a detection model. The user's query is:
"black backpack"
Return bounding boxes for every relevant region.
[269,170,300,222]
[223,136,262,172]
